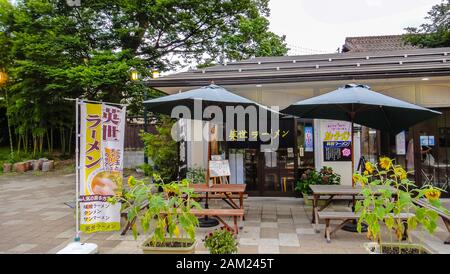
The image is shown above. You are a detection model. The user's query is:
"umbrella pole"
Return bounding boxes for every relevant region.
[342,118,368,232]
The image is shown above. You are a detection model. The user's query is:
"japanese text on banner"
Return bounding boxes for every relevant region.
[79,103,126,233]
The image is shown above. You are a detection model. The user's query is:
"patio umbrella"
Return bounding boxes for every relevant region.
[282,84,441,232]
[144,84,259,116]
[144,84,279,226]
[282,84,441,179]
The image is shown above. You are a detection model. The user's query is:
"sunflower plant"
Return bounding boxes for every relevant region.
[109,174,202,247]
[353,157,447,245]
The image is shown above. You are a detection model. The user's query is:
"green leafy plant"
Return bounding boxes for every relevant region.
[186,167,206,184]
[319,166,341,185]
[140,117,178,181]
[295,166,341,195]
[110,174,202,247]
[353,157,448,249]
[204,227,238,254]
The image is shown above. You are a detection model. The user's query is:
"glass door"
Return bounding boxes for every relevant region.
[262,148,296,196]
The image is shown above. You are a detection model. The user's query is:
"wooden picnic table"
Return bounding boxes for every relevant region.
[191,183,246,212]
[309,184,397,230]
[191,184,247,223]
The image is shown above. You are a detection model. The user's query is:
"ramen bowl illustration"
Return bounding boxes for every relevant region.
[91,171,122,196]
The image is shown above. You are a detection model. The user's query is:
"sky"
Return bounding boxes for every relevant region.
[268,0,443,55]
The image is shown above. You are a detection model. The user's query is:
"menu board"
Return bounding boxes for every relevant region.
[323,141,352,161]
[322,121,352,162]
[209,160,231,178]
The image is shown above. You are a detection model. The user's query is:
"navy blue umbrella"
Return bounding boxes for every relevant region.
[282,84,441,182]
[144,84,258,116]
[282,84,440,134]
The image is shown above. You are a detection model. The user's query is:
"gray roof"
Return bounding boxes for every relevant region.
[342,35,416,52]
[147,47,450,88]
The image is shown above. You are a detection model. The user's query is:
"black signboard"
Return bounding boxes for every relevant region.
[323,141,352,162]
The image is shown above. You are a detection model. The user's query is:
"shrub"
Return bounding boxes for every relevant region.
[140,117,178,182]
[204,227,238,254]
[295,166,341,195]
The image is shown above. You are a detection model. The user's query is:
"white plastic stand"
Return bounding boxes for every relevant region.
[57,241,98,254]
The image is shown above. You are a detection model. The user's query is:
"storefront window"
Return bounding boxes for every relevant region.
[415,109,450,194]
[360,127,379,164]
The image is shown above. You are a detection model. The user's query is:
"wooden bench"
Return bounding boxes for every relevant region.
[121,207,244,236]
[312,195,364,201]
[317,211,414,243]
[414,198,450,244]
[196,193,249,199]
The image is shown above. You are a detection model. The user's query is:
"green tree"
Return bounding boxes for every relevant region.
[0,0,287,156]
[140,117,178,182]
[404,0,450,48]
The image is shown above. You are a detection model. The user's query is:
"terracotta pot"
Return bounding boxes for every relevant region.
[140,237,196,254]
[3,163,12,173]
[15,162,28,172]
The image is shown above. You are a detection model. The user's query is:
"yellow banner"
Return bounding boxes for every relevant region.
[79,103,125,233]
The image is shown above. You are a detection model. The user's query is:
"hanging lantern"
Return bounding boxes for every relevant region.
[151,69,160,79]
[130,69,139,81]
[0,71,7,85]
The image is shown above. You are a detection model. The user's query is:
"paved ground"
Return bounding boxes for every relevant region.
[0,173,449,254]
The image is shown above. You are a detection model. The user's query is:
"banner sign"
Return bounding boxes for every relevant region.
[323,121,352,162]
[396,131,406,155]
[79,103,125,233]
[304,126,314,152]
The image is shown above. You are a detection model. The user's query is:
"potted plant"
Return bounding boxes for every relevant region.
[110,174,202,254]
[295,167,341,205]
[353,157,447,254]
[204,227,238,254]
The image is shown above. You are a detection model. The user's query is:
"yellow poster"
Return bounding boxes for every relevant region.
[79,103,125,233]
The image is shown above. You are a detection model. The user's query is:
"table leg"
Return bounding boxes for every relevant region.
[239,193,245,221]
[311,194,317,224]
[224,193,239,209]
[312,194,320,233]
[443,218,450,245]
